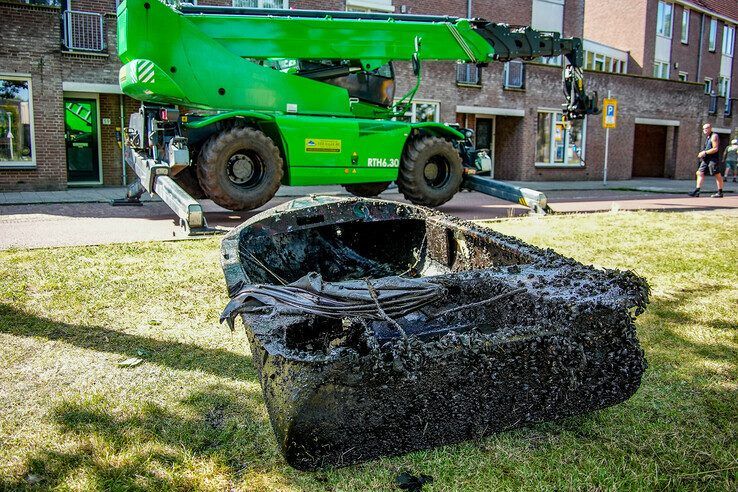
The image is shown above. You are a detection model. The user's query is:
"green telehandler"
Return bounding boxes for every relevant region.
[116,0,599,232]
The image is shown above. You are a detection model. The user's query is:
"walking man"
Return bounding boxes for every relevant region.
[688,123,724,198]
[723,138,738,183]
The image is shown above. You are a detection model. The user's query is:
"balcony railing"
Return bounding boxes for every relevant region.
[63,10,105,52]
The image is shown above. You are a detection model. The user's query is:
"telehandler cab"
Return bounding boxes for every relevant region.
[117,0,599,232]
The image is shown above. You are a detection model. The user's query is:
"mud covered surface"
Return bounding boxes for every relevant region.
[220,196,650,470]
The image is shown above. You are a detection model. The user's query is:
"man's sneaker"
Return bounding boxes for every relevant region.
[687,190,700,197]
[711,192,724,198]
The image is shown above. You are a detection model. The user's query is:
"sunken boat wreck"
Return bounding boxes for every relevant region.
[220,196,649,470]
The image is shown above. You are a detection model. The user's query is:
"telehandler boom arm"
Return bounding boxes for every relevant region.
[118,0,598,120]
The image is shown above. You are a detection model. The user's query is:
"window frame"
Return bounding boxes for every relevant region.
[681,8,689,44]
[232,0,289,8]
[394,100,441,124]
[656,1,674,39]
[535,109,586,168]
[718,76,731,98]
[0,74,36,169]
[346,0,394,12]
[653,60,670,79]
[704,77,713,95]
[678,71,688,82]
[723,25,735,57]
[709,18,718,52]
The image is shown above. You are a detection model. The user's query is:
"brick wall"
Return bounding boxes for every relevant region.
[584,0,648,73]
[0,3,67,191]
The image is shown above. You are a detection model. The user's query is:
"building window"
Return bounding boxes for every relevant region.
[232,0,288,7]
[17,0,62,5]
[456,63,481,85]
[0,77,35,167]
[583,50,627,73]
[656,1,673,38]
[678,71,688,81]
[653,60,669,79]
[396,101,440,123]
[704,77,713,94]
[718,77,731,98]
[709,18,717,51]
[723,26,735,57]
[536,111,586,167]
[681,9,689,43]
[503,61,525,89]
[346,0,394,12]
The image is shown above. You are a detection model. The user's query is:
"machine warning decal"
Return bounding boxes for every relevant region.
[305,139,342,153]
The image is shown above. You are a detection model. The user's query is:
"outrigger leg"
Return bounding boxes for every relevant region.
[462,173,553,215]
[111,180,145,206]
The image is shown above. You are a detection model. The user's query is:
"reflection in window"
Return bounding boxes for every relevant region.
[0,78,34,165]
[536,111,585,166]
[395,101,440,123]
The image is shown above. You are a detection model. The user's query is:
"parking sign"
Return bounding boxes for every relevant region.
[602,98,618,129]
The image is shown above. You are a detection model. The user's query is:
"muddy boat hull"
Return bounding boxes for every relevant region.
[220,197,648,470]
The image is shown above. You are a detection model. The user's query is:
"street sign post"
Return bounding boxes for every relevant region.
[602,95,617,185]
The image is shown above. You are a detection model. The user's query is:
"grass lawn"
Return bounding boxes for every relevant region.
[0,209,736,491]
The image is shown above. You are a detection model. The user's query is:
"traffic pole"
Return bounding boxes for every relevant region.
[603,90,611,186]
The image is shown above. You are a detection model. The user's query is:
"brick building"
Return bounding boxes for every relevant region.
[0,0,735,191]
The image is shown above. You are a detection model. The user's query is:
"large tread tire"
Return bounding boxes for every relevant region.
[397,136,463,207]
[197,127,283,211]
[342,181,391,198]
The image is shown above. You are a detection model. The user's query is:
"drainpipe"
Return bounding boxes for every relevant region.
[119,94,127,185]
[696,13,705,82]
[466,0,472,18]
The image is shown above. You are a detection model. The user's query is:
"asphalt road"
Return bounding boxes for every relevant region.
[1,188,737,250]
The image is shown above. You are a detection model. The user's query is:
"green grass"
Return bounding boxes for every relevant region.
[0,210,736,491]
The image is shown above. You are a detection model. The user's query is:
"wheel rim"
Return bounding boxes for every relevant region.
[424,155,451,188]
[227,150,264,188]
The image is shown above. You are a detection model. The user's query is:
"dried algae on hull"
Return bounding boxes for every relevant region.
[220,197,649,470]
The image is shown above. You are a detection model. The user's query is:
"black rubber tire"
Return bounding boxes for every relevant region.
[342,181,391,198]
[197,127,283,211]
[397,136,463,207]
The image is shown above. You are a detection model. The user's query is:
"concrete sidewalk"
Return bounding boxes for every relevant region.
[1,178,735,205]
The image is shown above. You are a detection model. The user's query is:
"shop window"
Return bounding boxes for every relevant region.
[0,77,35,167]
[396,101,440,123]
[535,111,585,167]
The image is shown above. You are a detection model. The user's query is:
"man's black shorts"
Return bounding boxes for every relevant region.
[698,160,726,175]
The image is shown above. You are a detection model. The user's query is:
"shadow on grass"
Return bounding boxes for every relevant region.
[1,387,285,490]
[0,303,256,381]
[644,285,737,368]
